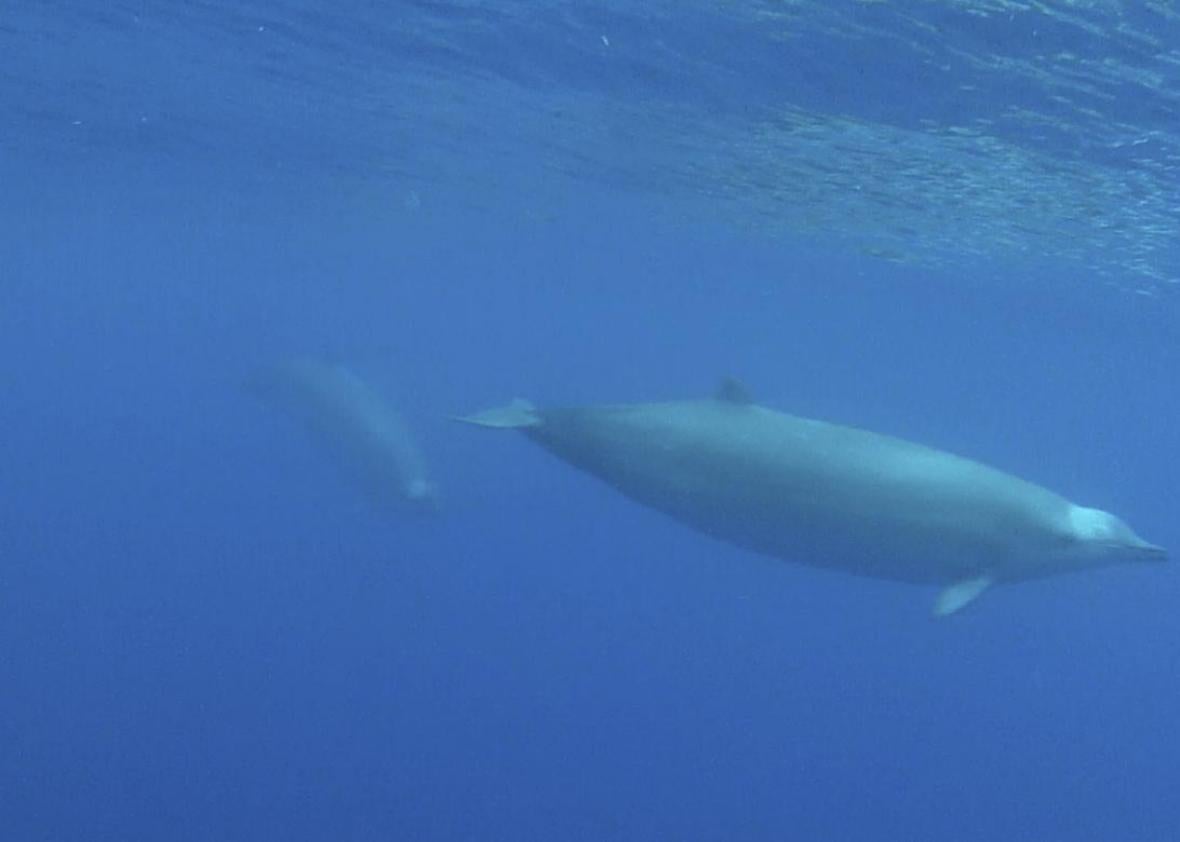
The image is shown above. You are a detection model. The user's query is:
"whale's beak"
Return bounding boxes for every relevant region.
[1129,540,1168,562]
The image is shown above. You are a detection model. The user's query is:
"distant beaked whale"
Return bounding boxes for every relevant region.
[460,380,1165,615]
[249,358,439,513]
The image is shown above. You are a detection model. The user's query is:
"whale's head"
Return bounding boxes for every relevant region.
[1063,505,1167,566]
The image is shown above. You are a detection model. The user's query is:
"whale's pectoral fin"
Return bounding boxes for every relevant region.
[454,399,540,429]
[933,575,994,617]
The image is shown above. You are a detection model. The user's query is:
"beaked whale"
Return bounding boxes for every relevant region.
[460,381,1165,615]
[249,358,439,513]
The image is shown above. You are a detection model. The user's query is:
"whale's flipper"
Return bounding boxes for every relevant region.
[455,399,540,429]
[933,575,994,617]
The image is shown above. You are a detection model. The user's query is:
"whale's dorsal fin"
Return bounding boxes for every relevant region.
[933,575,994,617]
[715,377,753,405]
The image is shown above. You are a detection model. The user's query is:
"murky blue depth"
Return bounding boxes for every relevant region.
[2,3,1178,840]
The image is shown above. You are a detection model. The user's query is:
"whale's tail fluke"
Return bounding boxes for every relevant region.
[454,399,540,429]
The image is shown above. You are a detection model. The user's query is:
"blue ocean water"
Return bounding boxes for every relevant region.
[3,2,1179,839]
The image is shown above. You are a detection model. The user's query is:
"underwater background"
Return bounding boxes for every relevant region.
[3,2,1179,839]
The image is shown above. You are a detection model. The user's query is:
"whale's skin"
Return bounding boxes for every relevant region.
[463,392,1164,603]
[250,358,439,512]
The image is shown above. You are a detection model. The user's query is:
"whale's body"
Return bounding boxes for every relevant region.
[462,384,1164,614]
[250,358,439,513]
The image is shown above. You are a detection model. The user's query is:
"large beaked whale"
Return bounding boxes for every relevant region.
[460,381,1165,615]
[248,358,439,513]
